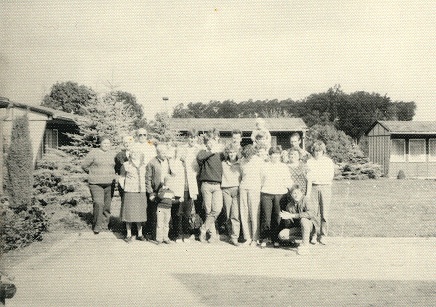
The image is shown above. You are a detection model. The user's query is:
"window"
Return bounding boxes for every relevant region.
[390,139,405,162]
[409,139,426,162]
[44,129,58,153]
[429,139,436,162]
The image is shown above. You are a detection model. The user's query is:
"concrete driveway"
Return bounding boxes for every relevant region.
[6,233,436,306]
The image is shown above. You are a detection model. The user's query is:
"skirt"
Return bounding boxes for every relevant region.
[121,192,147,222]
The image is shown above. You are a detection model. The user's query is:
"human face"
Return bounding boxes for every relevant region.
[291,189,303,202]
[123,138,133,150]
[188,136,197,147]
[100,139,111,152]
[232,133,242,145]
[270,152,281,163]
[228,151,237,162]
[288,150,300,163]
[313,149,323,159]
[290,136,301,148]
[156,145,168,160]
[137,130,148,143]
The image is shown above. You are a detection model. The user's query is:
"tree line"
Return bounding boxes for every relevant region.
[172,85,416,141]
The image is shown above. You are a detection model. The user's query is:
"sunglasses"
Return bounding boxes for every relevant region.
[138,134,147,137]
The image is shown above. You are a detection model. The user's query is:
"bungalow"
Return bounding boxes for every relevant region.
[0,97,80,193]
[168,117,308,149]
[365,120,436,178]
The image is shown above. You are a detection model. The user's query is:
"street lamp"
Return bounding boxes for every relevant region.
[162,97,169,114]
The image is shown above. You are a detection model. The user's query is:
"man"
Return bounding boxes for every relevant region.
[196,130,225,243]
[133,128,156,166]
[289,132,311,163]
[145,143,172,241]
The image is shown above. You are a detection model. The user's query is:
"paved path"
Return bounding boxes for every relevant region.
[6,234,436,306]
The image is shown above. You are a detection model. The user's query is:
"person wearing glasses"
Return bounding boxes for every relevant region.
[133,128,156,167]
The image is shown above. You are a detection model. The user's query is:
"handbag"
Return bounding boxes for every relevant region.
[188,202,203,231]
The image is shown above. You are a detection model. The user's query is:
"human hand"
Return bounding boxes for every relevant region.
[179,198,184,202]
[149,194,155,201]
[280,211,293,221]
[192,195,197,201]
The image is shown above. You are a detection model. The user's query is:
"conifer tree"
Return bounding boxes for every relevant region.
[6,115,34,210]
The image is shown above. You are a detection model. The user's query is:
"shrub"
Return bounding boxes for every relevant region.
[33,149,91,208]
[6,115,33,210]
[0,198,50,252]
[305,124,364,163]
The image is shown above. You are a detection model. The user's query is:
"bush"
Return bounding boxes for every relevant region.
[6,115,33,210]
[0,198,50,252]
[305,124,363,163]
[335,156,383,180]
[33,149,91,207]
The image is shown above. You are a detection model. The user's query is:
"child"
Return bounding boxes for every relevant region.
[239,144,263,246]
[259,146,293,248]
[251,118,272,149]
[306,140,334,245]
[279,185,319,255]
[119,150,148,243]
[156,175,177,244]
[221,143,242,246]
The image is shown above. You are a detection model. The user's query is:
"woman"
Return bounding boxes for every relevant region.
[288,148,308,195]
[119,150,148,242]
[260,146,293,248]
[221,143,242,246]
[81,136,116,234]
[239,144,263,247]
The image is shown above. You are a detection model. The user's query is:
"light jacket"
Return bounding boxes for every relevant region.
[119,161,147,193]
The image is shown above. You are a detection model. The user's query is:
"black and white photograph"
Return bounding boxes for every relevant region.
[0,1,435,306]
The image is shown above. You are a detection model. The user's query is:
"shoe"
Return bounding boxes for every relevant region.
[230,239,240,246]
[155,240,162,245]
[183,237,191,243]
[175,238,183,243]
[93,231,100,235]
[123,236,132,243]
[136,236,146,241]
[242,239,251,246]
[199,231,207,243]
[297,244,310,255]
[318,236,327,245]
[250,240,258,247]
[273,242,280,248]
[260,242,267,248]
[163,240,173,244]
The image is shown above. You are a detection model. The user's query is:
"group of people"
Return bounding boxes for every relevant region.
[81,118,334,255]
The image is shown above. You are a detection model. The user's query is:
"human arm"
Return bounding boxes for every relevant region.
[145,161,155,200]
[196,149,215,165]
[118,164,126,189]
[81,150,96,172]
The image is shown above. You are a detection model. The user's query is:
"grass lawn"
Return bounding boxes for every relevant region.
[329,178,436,237]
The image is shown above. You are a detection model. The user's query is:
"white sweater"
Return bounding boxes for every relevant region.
[306,156,334,185]
[261,162,293,194]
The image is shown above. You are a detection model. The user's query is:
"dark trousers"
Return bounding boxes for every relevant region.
[146,193,158,240]
[89,183,115,232]
[260,193,286,242]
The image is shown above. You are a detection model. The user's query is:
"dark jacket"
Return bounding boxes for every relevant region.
[145,157,172,197]
[114,150,129,175]
[157,186,175,208]
[196,150,224,183]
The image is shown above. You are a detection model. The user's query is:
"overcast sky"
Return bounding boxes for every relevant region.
[1,0,434,120]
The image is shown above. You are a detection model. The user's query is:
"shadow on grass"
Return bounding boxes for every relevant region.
[173,273,435,307]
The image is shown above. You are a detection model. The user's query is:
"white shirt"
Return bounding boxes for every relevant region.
[306,155,334,185]
[261,162,293,194]
[239,155,264,190]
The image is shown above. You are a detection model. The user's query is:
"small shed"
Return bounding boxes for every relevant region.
[365,120,436,178]
[168,117,308,149]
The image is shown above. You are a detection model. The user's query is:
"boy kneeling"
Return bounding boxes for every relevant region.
[279,185,319,255]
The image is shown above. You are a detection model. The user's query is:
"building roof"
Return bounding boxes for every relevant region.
[368,120,436,135]
[0,97,78,123]
[169,117,307,132]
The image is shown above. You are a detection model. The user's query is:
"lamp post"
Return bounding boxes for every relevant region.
[162,97,169,115]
